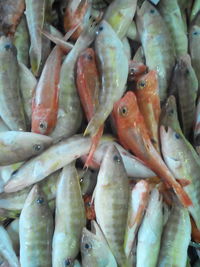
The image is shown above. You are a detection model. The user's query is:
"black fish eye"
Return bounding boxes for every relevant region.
[33,144,41,151]
[175,133,180,139]
[4,43,12,50]
[87,54,93,60]
[36,197,44,204]
[64,258,72,266]
[12,169,18,176]
[150,9,155,14]
[193,31,198,35]
[138,80,146,89]
[169,109,174,115]
[113,154,121,163]
[119,106,128,116]
[98,26,103,31]
[84,242,92,250]
[39,121,47,129]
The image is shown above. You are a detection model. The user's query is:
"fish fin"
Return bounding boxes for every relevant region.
[84,116,101,137]
[84,125,104,168]
[172,182,193,207]
[176,178,191,187]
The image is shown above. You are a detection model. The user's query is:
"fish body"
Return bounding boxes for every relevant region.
[52,163,86,266]
[6,218,19,255]
[94,145,129,266]
[136,1,175,102]
[136,188,163,267]
[135,70,161,153]
[194,97,200,151]
[31,46,62,135]
[25,0,45,76]
[157,200,191,267]
[112,91,192,207]
[0,36,26,131]
[103,0,137,39]
[76,48,103,167]
[19,185,53,267]
[84,20,129,137]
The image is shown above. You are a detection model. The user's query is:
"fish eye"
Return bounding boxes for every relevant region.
[130,68,135,75]
[150,9,155,14]
[174,133,180,139]
[185,69,189,75]
[193,31,198,35]
[113,154,121,163]
[39,121,47,130]
[64,258,72,266]
[33,144,41,152]
[4,43,12,50]
[84,242,92,250]
[87,54,93,60]
[98,26,103,31]
[138,80,146,89]
[36,197,44,205]
[168,109,174,116]
[11,169,18,176]
[119,106,128,116]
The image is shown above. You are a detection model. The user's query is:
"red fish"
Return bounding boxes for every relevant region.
[135,70,161,153]
[112,91,192,207]
[83,194,96,220]
[128,60,147,82]
[76,48,103,167]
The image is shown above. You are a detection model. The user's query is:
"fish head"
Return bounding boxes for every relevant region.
[79,48,95,66]
[31,108,57,135]
[160,95,181,133]
[112,91,140,131]
[136,70,158,99]
[190,25,200,39]
[128,60,147,81]
[0,36,17,55]
[137,0,160,22]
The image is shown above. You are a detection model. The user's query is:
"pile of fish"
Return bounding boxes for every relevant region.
[1,0,200,266]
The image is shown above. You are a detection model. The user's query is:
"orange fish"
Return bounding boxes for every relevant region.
[191,216,200,243]
[64,0,89,41]
[76,48,104,167]
[128,60,147,82]
[135,70,161,153]
[112,91,192,208]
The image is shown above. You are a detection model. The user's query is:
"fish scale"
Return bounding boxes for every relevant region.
[94,145,129,266]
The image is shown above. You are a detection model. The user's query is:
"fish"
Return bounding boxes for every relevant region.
[76,48,103,167]
[136,0,175,102]
[0,131,52,166]
[94,145,129,266]
[0,0,25,35]
[4,135,97,192]
[31,45,62,135]
[157,199,191,266]
[0,225,19,267]
[18,62,37,127]
[128,60,147,82]
[25,0,45,76]
[0,36,26,131]
[19,185,53,267]
[112,91,192,207]
[136,188,163,267]
[122,38,131,60]
[81,137,156,178]
[135,70,161,153]
[158,0,188,57]
[13,15,30,66]
[126,21,139,42]
[103,0,137,39]
[194,97,200,152]
[6,218,19,256]
[64,0,90,41]
[170,54,198,138]
[84,20,129,137]
[124,180,150,259]
[83,194,96,221]
[190,0,200,22]
[52,163,86,266]
[189,25,200,93]
[51,16,99,141]
[160,125,200,230]
[81,222,117,267]
[133,46,145,64]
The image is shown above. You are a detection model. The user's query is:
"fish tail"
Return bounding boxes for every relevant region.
[84,125,104,168]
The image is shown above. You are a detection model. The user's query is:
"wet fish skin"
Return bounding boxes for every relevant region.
[157,200,191,267]
[52,163,86,266]
[136,0,175,102]
[0,36,26,131]
[0,131,52,166]
[13,15,30,66]
[4,135,94,193]
[136,188,163,267]
[94,145,129,266]
[19,185,53,267]
[0,225,19,267]
[6,218,19,256]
